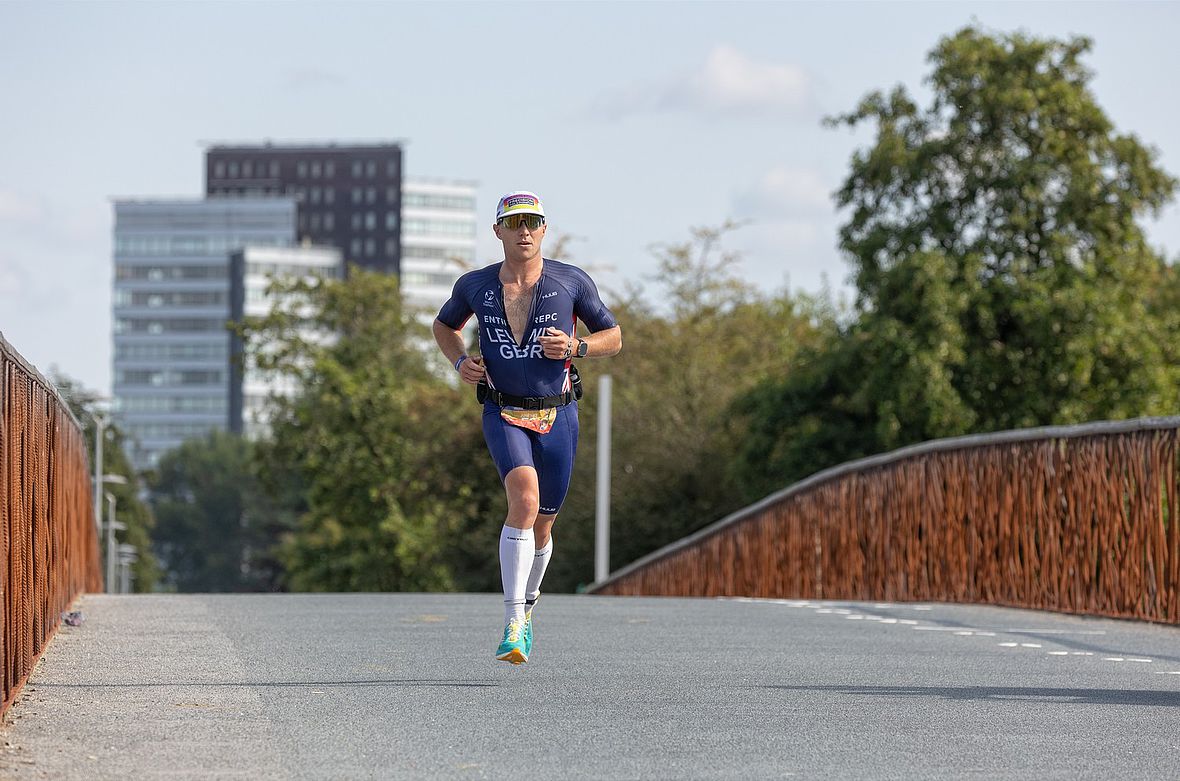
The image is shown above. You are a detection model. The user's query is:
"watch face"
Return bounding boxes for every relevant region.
[577,339,588,357]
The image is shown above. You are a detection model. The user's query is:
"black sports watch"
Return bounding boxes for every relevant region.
[575,339,588,358]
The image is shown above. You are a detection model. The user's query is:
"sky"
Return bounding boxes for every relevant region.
[2,1,1179,396]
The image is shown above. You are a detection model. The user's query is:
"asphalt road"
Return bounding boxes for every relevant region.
[1,593,1178,780]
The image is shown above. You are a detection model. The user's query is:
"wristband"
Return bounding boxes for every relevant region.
[454,354,467,373]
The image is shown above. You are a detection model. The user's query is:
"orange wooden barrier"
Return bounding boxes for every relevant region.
[591,419,1180,625]
[1,333,102,716]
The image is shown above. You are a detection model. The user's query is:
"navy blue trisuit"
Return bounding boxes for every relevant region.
[436,258,618,515]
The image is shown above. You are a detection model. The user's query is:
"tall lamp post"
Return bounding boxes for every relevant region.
[101,474,128,594]
[595,374,613,583]
[87,412,108,537]
[117,544,138,594]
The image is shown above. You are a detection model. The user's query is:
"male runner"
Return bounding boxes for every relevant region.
[432,190,622,664]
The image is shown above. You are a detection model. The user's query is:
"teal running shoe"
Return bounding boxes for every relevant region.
[522,605,535,658]
[495,619,528,665]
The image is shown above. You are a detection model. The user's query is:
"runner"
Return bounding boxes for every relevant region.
[433,190,622,664]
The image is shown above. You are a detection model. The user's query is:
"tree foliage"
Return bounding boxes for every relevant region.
[543,226,834,588]
[148,430,288,592]
[238,266,501,592]
[738,26,1179,497]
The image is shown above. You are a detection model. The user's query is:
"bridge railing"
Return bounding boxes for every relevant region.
[590,418,1180,625]
[1,333,102,715]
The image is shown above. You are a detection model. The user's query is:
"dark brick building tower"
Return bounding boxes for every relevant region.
[205,142,403,275]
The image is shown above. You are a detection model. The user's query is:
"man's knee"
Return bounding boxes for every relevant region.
[505,467,540,519]
[509,487,540,516]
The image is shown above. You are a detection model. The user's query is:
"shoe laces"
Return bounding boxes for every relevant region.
[505,620,523,642]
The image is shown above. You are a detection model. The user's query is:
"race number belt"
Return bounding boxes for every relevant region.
[479,384,574,410]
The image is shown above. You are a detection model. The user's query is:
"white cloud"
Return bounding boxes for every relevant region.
[733,166,834,218]
[591,44,813,120]
[680,45,811,114]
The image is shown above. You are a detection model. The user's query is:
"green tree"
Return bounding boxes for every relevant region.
[52,372,160,592]
[543,226,834,588]
[239,266,501,592]
[739,26,1179,495]
[148,430,288,592]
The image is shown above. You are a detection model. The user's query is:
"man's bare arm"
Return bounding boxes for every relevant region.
[433,318,485,385]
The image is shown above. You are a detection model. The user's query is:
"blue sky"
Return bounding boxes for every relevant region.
[3,1,1178,395]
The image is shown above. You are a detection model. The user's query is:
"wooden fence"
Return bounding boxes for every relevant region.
[590,419,1180,625]
[1,333,102,715]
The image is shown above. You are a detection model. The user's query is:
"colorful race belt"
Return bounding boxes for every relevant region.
[500,407,557,434]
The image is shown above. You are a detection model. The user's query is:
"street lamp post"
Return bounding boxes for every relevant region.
[117,544,138,594]
[102,476,128,594]
[595,374,613,583]
[90,413,106,537]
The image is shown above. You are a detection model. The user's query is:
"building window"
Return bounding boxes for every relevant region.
[350,238,362,256]
[365,239,376,256]
[228,162,239,177]
[297,162,308,178]
[325,161,335,177]
[385,238,398,256]
[324,188,335,204]
[365,212,376,230]
[351,213,362,230]
[385,212,398,230]
[214,162,225,178]
[386,187,398,204]
[324,213,335,230]
[402,218,477,237]
[352,161,363,178]
[402,192,476,210]
[352,188,362,204]
[243,161,253,177]
[269,161,280,177]
[311,161,322,178]
[386,160,398,178]
[365,187,376,204]
[310,187,321,204]
[365,161,376,178]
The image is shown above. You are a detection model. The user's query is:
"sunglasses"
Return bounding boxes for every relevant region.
[498,213,545,231]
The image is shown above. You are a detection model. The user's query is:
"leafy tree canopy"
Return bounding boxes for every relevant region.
[738,26,1179,497]
[149,430,287,592]
[238,266,501,592]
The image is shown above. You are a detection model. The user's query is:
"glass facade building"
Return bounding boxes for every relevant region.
[112,198,296,470]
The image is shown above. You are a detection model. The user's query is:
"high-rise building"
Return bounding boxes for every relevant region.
[111,198,296,471]
[399,178,478,319]
[205,142,403,275]
[228,244,342,440]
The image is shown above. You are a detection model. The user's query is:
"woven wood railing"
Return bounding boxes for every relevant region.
[589,418,1180,625]
[1,332,102,715]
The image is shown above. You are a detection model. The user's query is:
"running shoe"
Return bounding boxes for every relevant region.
[522,604,535,658]
[495,618,528,664]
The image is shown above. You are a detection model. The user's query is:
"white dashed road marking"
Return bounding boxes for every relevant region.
[726,598,1167,676]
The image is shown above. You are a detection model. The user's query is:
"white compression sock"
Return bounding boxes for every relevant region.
[525,537,554,604]
[500,525,534,625]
